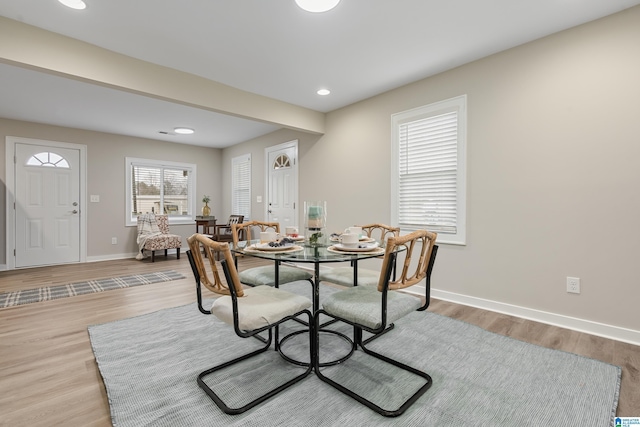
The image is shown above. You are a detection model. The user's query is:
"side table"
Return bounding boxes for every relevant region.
[195,216,217,235]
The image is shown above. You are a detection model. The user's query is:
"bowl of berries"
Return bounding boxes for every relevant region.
[255,237,299,251]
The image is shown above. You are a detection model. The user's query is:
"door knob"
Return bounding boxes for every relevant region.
[73,202,78,206]
[72,210,78,214]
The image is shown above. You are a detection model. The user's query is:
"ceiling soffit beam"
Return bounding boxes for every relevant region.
[0,16,325,135]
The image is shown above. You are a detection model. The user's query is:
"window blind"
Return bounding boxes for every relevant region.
[130,162,192,220]
[398,111,458,234]
[232,154,251,220]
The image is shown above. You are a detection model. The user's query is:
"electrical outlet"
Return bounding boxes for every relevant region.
[111,237,117,245]
[567,277,580,294]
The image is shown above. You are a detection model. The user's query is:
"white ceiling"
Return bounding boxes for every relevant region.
[1,0,639,148]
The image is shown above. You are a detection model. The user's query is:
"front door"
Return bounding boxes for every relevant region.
[14,143,81,267]
[266,141,299,230]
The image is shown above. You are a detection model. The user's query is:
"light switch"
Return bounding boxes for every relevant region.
[256,196,262,203]
[90,195,100,203]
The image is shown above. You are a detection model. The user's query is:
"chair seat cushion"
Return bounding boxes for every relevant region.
[319,266,379,287]
[143,234,182,250]
[211,285,312,331]
[239,265,313,287]
[322,286,422,330]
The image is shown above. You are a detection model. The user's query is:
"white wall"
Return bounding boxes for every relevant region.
[232,7,640,340]
[2,6,638,343]
[1,118,223,262]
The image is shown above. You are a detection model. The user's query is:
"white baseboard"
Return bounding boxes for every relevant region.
[413,288,640,346]
[87,252,139,263]
[3,249,181,270]
[87,248,184,263]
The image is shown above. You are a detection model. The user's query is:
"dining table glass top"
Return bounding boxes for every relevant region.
[230,238,405,264]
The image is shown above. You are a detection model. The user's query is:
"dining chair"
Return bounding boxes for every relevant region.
[319,223,400,287]
[231,220,314,288]
[314,229,438,417]
[213,214,244,243]
[186,233,313,415]
[186,233,233,307]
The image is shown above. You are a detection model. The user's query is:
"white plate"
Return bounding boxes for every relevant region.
[254,243,298,251]
[331,242,380,252]
[330,236,375,243]
[327,246,385,255]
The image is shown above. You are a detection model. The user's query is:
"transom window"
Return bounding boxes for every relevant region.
[273,154,291,169]
[26,152,69,168]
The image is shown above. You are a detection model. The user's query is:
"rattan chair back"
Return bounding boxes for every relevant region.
[231,220,280,246]
[187,233,244,296]
[358,223,400,243]
[377,229,437,292]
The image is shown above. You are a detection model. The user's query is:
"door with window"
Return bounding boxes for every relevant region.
[14,143,81,267]
[266,141,299,229]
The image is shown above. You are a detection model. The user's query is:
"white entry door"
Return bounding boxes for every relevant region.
[14,143,81,267]
[266,141,299,229]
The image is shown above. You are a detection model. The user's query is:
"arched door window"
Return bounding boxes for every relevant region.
[273,154,291,170]
[26,152,70,168]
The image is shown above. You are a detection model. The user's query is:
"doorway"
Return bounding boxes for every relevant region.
[5,137,87,269]
[265,140,299,229]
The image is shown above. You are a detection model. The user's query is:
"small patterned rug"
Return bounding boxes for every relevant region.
[0,270,185,308]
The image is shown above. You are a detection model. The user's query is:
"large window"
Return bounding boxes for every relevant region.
[232,154,251,220]
[391,95,467,245]
[125,157,196,226]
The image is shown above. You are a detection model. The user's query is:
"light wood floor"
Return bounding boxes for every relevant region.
[1,256,638,426]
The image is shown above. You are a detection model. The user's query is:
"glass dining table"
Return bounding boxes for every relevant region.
[230,238,406,367]
[230,238,405,312]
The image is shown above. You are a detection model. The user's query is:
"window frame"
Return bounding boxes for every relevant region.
[391,95,467,245]
[231,153,251,221]
[125,157,197,226]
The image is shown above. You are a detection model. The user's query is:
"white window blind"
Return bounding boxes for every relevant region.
[399,112,458,233]
[392,95,466,245]
[125,157,196,226]
[232,154,251,220]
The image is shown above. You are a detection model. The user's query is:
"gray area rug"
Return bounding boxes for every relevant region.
[88,281,621,426]
[1,270,185,308]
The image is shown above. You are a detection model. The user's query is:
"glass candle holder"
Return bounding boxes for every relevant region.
[304,201,327,246]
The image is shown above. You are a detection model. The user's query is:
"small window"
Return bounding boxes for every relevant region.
[26,152,70,168]
[391,95,467,245]
[125,157,197,226]
[232,154,251,220]
[273,154,291,169]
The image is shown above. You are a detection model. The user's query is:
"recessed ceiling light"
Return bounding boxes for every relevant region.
[295,0,340,13]
[317,89,331,96]
[174,127,195,135]
[58,0,87,10]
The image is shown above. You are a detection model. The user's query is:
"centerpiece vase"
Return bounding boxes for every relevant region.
[304,201,327,246]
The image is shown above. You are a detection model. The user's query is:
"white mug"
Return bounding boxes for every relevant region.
[260,231,277,243]
[340,233,359,248]
[285,226,299,237]
[345,226,362,238]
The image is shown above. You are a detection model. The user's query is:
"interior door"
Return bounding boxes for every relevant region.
[266,142,298,230]
[14,143,81,267]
